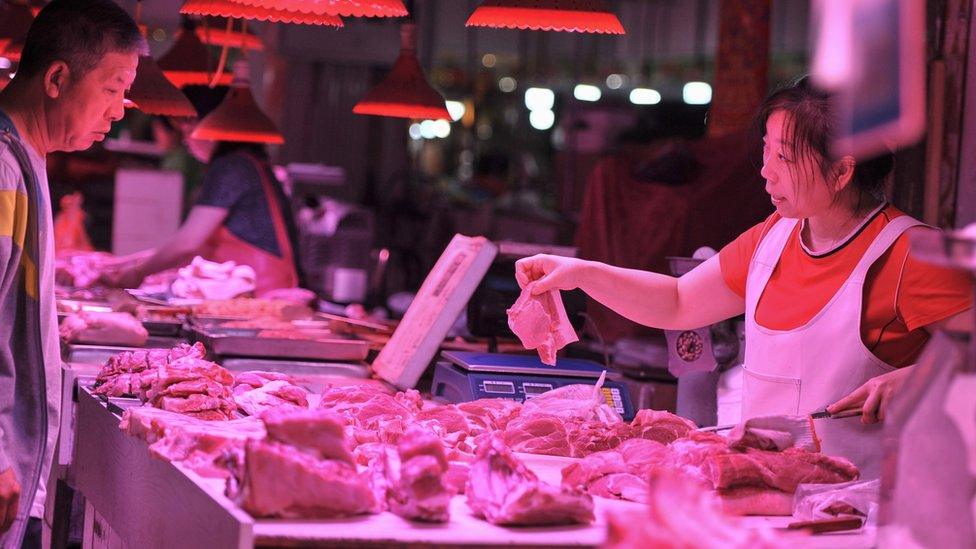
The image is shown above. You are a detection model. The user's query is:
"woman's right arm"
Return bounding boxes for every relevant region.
[515,253,745,330]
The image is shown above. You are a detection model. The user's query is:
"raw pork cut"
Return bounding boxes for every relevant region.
[170,256,256,300]
[368,426,451,522]
[145,354,237,420]
[560,439,669,502]
[502,414,573,457]
[703,448,859,493]
[232,371,308,416]
[465,434,594,526]
[506,282,578,365]
[59,311,149,346]
[318,383,422,445]
[718,486,796,516]
[55,251,116,288]
[120,406,264,478]
[457,398,522,433]
[260,407,354,464]
[240,408,376,518]
[604,470,794,548]
[626,409,696,444]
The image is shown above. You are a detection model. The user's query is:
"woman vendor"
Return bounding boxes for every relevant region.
[515,77,973,478]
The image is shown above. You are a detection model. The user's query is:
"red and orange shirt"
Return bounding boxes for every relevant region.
[719,205,973,367]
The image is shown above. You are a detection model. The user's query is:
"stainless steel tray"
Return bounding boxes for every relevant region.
[141,318,185,337]
[192,326,369,362]
[63,337,188,365]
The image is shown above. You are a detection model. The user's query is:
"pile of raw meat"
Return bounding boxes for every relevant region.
[562,426,859,516]
[107,343,859,529]
[55,251,117,288]
[93,343,313,421]
[93,342,234,420]
[171,256,256,300]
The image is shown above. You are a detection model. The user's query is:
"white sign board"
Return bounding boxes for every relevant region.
[112,168,184,255]
[373,234,498,389]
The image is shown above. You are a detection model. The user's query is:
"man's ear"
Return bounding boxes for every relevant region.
[43,61,71,99]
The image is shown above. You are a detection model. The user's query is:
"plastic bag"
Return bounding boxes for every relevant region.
[519,371,621,424]
[793,479,880,525]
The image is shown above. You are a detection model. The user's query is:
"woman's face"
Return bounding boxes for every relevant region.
[760,110,836,219]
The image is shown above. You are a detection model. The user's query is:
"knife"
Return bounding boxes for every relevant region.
[700,408,863,432]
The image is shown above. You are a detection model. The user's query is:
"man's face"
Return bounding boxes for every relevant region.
[49,51,138,152]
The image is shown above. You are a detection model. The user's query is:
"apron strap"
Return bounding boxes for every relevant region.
[242,153,296,272]
[847,214,927,284]
[750,217,799,269]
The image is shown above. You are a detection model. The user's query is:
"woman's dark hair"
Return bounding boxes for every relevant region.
[18,0,147,79]
[755,76,893,201]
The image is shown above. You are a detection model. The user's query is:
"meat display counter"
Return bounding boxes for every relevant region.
[70,385,638,548]
[66,382,879,548]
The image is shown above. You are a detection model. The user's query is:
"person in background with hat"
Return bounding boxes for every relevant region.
[0,1,145,545]
[102,85,304,295]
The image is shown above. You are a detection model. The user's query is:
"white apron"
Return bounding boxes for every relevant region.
[742,214,924,479]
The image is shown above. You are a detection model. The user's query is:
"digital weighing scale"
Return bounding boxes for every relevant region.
[431,351,636,420]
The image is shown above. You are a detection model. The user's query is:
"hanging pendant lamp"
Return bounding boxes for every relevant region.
[353,23,450,120]
[0,1,35,61]
[191,59,283,144]
[181,0,343,27]
[196,19,265,51]
[126,55,198,117]
[158,20,234,88]
[466,0,625,34]
[226,0,407,18]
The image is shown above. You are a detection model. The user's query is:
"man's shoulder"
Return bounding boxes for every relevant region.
[0,142,27,192]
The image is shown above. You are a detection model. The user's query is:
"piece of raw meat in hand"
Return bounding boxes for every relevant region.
[507,282,578,365]
[465,433,594,526]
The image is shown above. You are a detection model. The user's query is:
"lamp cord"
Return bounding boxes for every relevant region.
[578,311,611,371]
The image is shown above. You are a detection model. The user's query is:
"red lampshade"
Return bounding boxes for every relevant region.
[126,55,198,117]
[353,23,450,120]
[466,0,625,34]
[226,0,407,18]
[191,59,283,144]
[196,22,265,51]
[181,0,343,27]
[0,2,34,61]
[158,24,234,88]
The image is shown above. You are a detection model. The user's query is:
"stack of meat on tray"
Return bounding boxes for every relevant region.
[107,342,861,529]
[94,342,237,420]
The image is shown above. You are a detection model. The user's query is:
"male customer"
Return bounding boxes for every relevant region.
[0,1,145,545]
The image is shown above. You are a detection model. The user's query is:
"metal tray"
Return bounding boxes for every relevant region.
[63,337,188,365]
[192,326,369,362]
[140,318,185,337]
